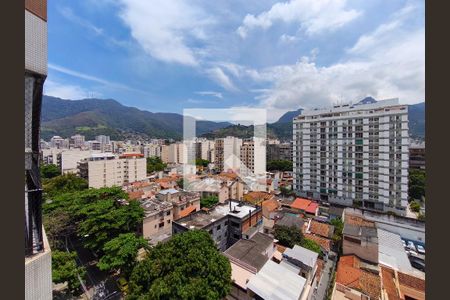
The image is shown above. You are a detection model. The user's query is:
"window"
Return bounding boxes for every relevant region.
[167,220,171,224]
[217,225,221,230]
[159,222,164,228]
[166,211,170,216]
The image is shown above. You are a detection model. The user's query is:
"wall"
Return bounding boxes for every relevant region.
[342,236,379,264]
[25,230,52,300]
[142,210,173,240]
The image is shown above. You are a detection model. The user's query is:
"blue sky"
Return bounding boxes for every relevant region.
[44,0,424,122]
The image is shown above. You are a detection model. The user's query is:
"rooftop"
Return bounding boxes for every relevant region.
[224,233,273,271]
[343,222,378,239]
[378,229,412,273]
[309,220,334,238]
[244,191,273,205]
[336,255,381,300]
[304,233,332,252]
[291,198,312,210]
[247,260,306,300]
[158,188,179,195]
[276,214,304,229]
[176,200,258,229]
[283,245,318,269]
[140,199,173,217]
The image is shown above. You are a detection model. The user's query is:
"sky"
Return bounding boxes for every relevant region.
[44,0,425,123]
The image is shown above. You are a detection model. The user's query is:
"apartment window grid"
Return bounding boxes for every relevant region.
[293,102,409,213]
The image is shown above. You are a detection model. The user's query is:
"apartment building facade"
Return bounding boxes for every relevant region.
[78,153,147,188]
[267,142,293,162]
[215,137,243,173]
[293,98,409,215]
[240,139,266,176]
[25,0,52,299]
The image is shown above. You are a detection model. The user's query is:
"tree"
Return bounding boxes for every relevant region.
[410,200,421,213]
[43,209,77,250]
[42,173,88,198]
[280,186,295,197]
[128,230,232,300]
[267,160,293,172]
[98,233,148,276]
[78,198,144,253]
[273,225,303,248]
[40,164,61,179]
[300,239,321,253]
[330,218,344,243]
[196,159,210,167]
[52,250,86,293]
[200,195,219,208]
[408,169,425,201]
[146,156,167,173]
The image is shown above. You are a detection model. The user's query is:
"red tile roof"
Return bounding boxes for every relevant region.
[291,198,312,210]
[309,220,333,238]
[128,190,144,200]
[304,233,332,252]
[119,153,144,158]
[336,255,381,299]
[178,205,197,218]
[305,202,319,214]
[262,199,279,213]
[381,267,402,300]
[244,192,273,205]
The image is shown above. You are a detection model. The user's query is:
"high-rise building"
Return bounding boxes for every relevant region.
[215,137,243,173]
[78,153,147,188]
[70,134,85,148]
[240,139,266,176]
[50,135,69,149]
[409,142,425,170]
[267,142,293,162]
[25,0,52,299]
[293,98,409,215]
[95,135,111,145]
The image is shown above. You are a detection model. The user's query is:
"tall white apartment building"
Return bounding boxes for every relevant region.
[161,145,170,163]
[70,134,85,148]
[240,139,266,176]
[168,142,187,164]
[293,98,409,215]
[143,144,162,158]
[78,153,147,188]
[215,137,243,172]
[197,139,215,162]
[58,149,99,174]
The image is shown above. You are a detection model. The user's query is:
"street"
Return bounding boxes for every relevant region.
[308,256,336,300]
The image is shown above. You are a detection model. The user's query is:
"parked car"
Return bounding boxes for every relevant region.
[406,249,418,257]
[401,240,406,248]
[409,258,425,272]
[407,241,416,251]
[416,244,425,255]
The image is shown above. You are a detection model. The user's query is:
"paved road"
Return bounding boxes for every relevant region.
[309,257,335,300]
[68,238,123,300]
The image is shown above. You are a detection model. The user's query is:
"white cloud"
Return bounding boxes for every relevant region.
[48,63,151,95]
[44,80,93,100]
[279,34,299,43]
[205,67,238,92]
[237,0,361,38]
[117,0,214,66]
[195,91,223,99]
[254,6,424,110]
[59,7,104,35]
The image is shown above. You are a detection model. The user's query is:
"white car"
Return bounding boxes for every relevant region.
[407,249,419,257]
[417,245,425,255]
[407,241,416,251]
[401,240,407,248]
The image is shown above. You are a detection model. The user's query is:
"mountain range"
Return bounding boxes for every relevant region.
[41,96,425,141]
[41,96,231,141]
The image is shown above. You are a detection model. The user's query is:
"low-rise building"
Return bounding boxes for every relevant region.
[246,260,307,300]
[334,255,382,300]
[156,189,200,220]
[224,233,275,299]
[140,199,173,245]
[342,215,379,264]
[290,198,319,216]
[282,245,319,284]
[172,200,262,251]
